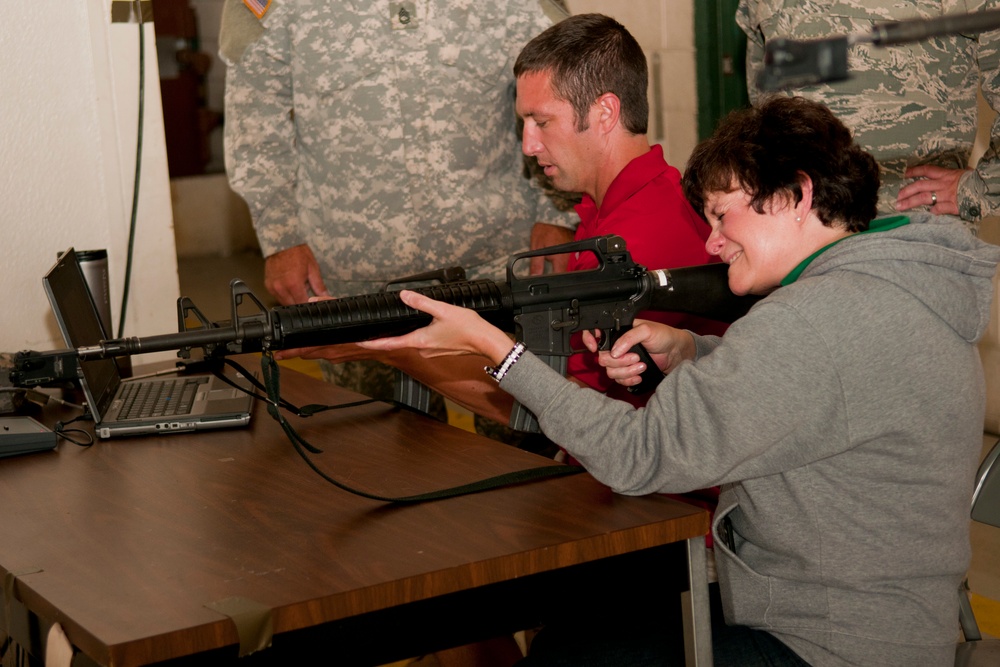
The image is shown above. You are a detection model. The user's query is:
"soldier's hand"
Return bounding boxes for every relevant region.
[897,165,966,217]
[529,222,575,275]
[264,244,329,305]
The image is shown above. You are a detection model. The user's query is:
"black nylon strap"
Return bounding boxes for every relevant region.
[259,353,584,504]
[216,357,376,418]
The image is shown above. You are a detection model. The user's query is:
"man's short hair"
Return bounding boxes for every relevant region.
[514,14,648,134]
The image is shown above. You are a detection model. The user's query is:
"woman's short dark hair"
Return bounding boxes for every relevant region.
[682,96,880,233]
[513,13,648,134]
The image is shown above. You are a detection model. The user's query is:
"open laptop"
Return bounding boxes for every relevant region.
[44,249,255,439]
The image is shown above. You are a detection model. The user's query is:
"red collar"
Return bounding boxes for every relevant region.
[575,145,669,222]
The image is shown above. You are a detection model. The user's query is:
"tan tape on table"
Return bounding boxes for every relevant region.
[204,596,273,657]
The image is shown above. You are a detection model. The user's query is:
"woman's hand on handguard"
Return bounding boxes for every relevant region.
[272,294,382,364]
[581,319,696,388]
[357,290,516,366]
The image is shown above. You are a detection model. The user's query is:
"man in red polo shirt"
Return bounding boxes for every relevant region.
[513,12,728,410]
[277,14,727,427]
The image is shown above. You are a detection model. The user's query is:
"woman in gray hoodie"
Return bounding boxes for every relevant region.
[360,96,1000,666]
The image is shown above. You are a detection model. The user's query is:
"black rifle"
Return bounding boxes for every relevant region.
[14,235,758,431]
[759,8,1000,91]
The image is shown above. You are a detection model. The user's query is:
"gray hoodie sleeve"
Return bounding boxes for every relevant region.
[500,299,850,495]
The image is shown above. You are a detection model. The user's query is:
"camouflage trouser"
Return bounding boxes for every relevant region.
[319,358,446,420]
[474,417,560,458]
[318,359,558,457]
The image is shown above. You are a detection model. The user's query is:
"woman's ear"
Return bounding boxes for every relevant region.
[795,171,814,222]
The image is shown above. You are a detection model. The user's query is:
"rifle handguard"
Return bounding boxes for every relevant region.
[272,280,514,350]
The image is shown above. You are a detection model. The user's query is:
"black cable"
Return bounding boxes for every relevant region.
[117,0,146,338]
[256,352,585,504]
[0,388,93,447]
[53,414,95,448]
[214,357,379,417]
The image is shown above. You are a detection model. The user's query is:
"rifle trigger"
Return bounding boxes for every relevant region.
[597,330,614,351]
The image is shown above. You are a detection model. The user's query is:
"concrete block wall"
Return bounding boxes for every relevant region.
[567,0,699,168]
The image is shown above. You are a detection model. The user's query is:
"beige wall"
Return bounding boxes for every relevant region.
[973,93,1000,432]
[171,174,259,257]
[980,218,1000,433]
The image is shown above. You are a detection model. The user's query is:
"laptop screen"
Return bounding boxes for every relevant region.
[43,249,121,419]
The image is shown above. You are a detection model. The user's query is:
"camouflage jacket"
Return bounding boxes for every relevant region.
[738,0,1000,226]
[221,0,578,295]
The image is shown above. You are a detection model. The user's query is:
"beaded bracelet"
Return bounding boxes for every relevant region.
[484,342,526,384]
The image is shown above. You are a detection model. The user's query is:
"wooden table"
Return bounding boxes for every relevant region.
[0,361,712,666]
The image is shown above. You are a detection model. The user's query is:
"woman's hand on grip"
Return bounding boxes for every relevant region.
[581,320,696,388]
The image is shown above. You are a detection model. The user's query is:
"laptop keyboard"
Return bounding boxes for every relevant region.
[118,377,209,420]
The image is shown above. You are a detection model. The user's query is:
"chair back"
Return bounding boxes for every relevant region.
[971,440,1000,528]
[958,439,1000,646]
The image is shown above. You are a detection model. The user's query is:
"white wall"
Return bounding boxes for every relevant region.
[1,1,179,357]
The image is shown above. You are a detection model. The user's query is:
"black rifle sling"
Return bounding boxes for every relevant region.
[215,357,375,420]
[259,353,584,504]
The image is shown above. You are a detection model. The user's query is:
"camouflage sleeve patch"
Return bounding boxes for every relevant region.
[219,0,265,65]
[243,0,273,20]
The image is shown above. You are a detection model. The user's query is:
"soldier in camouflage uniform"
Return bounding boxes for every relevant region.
[738,0,1000,231]
[220,0,578,428]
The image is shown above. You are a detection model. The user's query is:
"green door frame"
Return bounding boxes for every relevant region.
[695,0,750,140]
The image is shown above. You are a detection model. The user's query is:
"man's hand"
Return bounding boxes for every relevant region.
[897,165,967,216]
[358,290,515,365]
[581,319,695,388]
[529,223,575,275]
[264,244,329,305]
